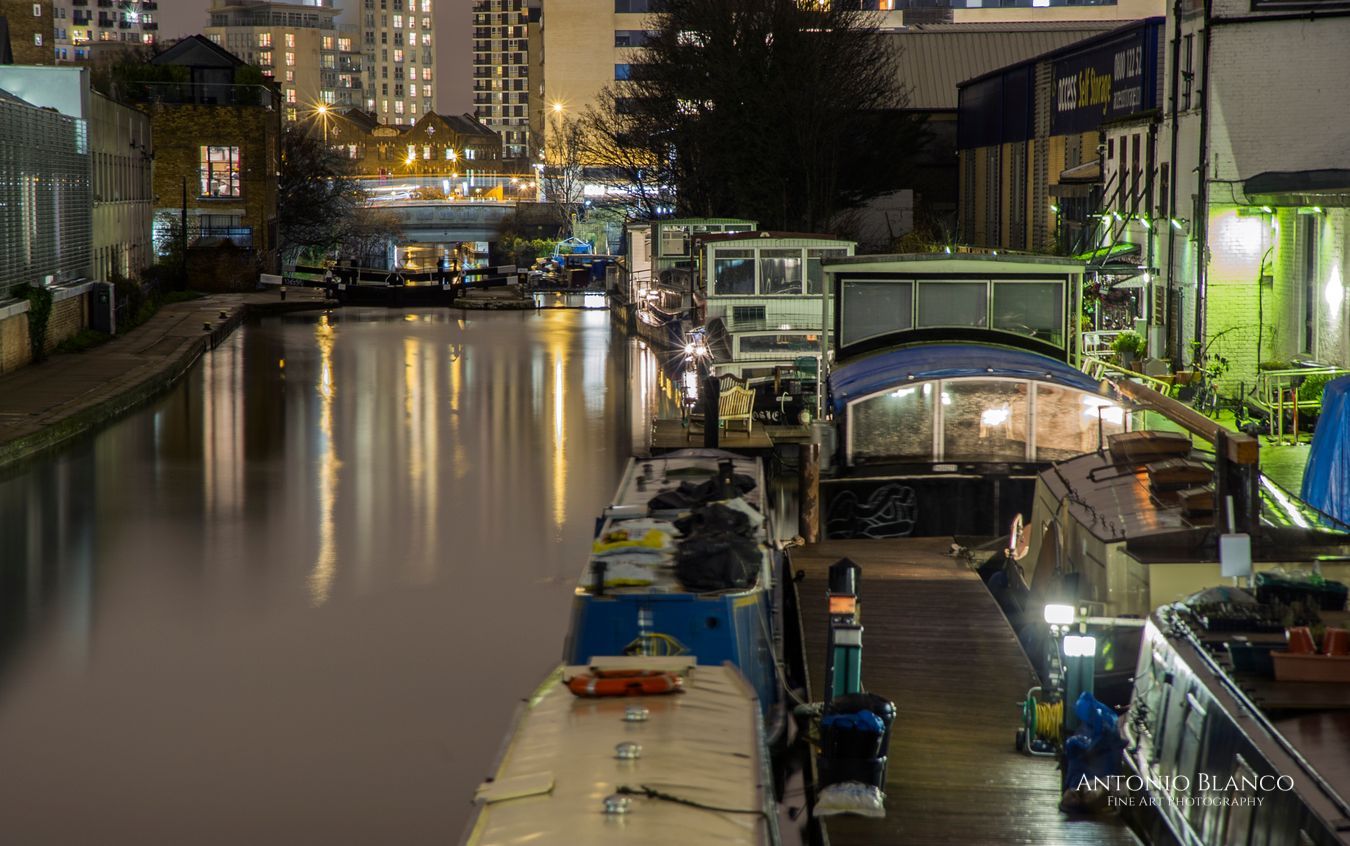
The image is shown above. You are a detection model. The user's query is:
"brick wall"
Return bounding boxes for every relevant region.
[0,311,29,375]
[147,101,280,270]
[44,295,86,352]
[0,0,54,65]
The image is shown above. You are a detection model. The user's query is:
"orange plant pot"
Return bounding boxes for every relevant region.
[1286,626,1317,655]
[1324,628,1350,657]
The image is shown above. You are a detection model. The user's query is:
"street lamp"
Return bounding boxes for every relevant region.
[315,103,330,144]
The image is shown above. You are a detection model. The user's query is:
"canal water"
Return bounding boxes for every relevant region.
[0,307,679,844]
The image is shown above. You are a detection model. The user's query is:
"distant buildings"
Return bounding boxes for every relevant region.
[360,0,439,127]
[204,0,364,121]
[318,107,504,179]
[50,0,158,62]
[471,0,531,159]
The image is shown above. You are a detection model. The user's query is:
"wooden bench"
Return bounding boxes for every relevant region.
[687,382,756,438]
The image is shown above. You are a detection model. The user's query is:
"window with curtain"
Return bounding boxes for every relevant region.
[759,249,803,295]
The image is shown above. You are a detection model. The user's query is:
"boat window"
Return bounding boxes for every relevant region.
[1222,756,1257,846]
[840,280,912,348]
[713,250,755,295]
[659,225,689,257]
[760,249,803,295]
[1176,694,1206,798]
[738,334,820,355]
[1034,385,1125,460]
[807,249,848,295]
[992,281,1064,346]
[849,382,936,463]
[917,281,988,329]
[942,380,1029,462]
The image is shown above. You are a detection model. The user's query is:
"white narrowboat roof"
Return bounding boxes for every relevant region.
[462,660,771,846]
[824,252,1086,275]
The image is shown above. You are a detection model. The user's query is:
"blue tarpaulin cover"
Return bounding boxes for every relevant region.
[828,344,1105,417]
[1301,376,1350,525]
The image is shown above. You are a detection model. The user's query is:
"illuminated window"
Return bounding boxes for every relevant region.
[394,49,404,62]
[421,0,431,11]
[322,35,334,50]
[421,68,431,81]
[199,146,241,198]
[338,37,352,51]
[285,51,295,66]
[257,32,271,47]
[259,50,272,65]
[286,106,297,122]
[395,100,405,114]
[33,33,42,46]
[393,14,403,27]
[409,83,418,97]
[382,99,389,112]
[286,88,297,104]
[285,70,294,82]
[285,33,295,47]
[422,145,431,159]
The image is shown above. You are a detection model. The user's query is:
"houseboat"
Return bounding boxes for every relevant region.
[693,232,855,424]
[1122,599,1350,846]
[818,253,1128,538]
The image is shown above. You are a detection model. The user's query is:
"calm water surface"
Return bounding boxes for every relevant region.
[0,307,677,844]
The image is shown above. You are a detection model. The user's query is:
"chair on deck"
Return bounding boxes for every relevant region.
[687,382,756,439]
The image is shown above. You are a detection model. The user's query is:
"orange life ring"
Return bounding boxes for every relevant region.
[565,669,684,697]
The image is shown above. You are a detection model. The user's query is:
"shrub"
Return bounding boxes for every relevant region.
[1111,330,1146,357]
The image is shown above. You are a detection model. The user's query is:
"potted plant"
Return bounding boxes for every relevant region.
[1111,330,1146,369]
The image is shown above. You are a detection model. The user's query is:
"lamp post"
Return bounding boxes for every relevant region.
[316,103,330,144]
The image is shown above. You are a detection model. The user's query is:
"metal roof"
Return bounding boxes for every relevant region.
[890,22,1129,110]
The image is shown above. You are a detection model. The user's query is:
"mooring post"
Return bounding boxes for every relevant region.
[702,373,719,449]
[799,442,820,543]
[824,558,863,704]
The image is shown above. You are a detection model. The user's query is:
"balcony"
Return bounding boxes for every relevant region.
[121,80,280,108]
[71,0,88,5]
[141,1,157,8]
[144,21,158,30]
[190,225,254,248]
[97,0,112,6]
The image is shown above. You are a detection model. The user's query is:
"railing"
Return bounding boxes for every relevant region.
[119,81,279,108]
[1080,356,1176,397]
[1081,329,1123,359]
[190,225,254,248]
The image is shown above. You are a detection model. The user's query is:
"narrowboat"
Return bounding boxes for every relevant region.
[561,449,789,735]
[1122,600,1350,846]
[460,658,777,845]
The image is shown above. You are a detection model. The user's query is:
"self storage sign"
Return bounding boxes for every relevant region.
[1051,27,1158,135]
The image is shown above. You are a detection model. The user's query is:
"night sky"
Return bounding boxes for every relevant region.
[156,0,475,114]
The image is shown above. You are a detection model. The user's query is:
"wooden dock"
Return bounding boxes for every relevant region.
[650,418,812,452]
[791,538,1139,846]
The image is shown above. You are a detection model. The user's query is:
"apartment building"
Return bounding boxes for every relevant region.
[205,0,363,122]
[471,0,530,160]
[358,0,438,127]
[50,0,156,62]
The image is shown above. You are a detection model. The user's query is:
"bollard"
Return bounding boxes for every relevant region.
[825,558,863,704]
[702,373,720,449]
[799,442,820,543]
[280,286,287,301]
[202,321,212,331]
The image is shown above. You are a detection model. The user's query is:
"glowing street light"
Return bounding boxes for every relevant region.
[314,102,330,143]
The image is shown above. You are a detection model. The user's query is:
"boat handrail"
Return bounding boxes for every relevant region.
[1164,608,1350,822]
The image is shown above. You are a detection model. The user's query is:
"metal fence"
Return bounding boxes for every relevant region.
[0,95,92,299]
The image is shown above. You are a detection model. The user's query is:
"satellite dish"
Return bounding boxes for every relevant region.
[1009,513,1030,561]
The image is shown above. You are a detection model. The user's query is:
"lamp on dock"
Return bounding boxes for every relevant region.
[825,558,863,703]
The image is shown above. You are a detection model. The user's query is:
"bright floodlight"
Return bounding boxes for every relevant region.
[1044,603,1075,626]
[1063,635,1097,658]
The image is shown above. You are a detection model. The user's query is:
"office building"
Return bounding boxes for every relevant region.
[50,0,156,63]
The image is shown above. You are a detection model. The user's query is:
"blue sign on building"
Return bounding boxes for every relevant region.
[1051,23,1161,136]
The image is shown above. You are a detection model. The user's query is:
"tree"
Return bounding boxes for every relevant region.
[541,114,588,234]
[337,208,403,267]
[277,126,368,264]
[581,0,925,232]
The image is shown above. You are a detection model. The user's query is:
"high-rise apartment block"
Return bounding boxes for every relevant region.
[471,0,530,160]
[49,0,156,62]
[205,0,363,123]
[359,0,438,127]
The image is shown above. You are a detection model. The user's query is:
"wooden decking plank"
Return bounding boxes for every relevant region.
[792,538,1138,846]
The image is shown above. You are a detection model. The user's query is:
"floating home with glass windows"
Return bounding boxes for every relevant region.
[624,218,756,339]
[697,232,854,388]
[820,253,1130,539]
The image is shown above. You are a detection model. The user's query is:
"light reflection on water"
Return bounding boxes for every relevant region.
[0,307,676,844]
